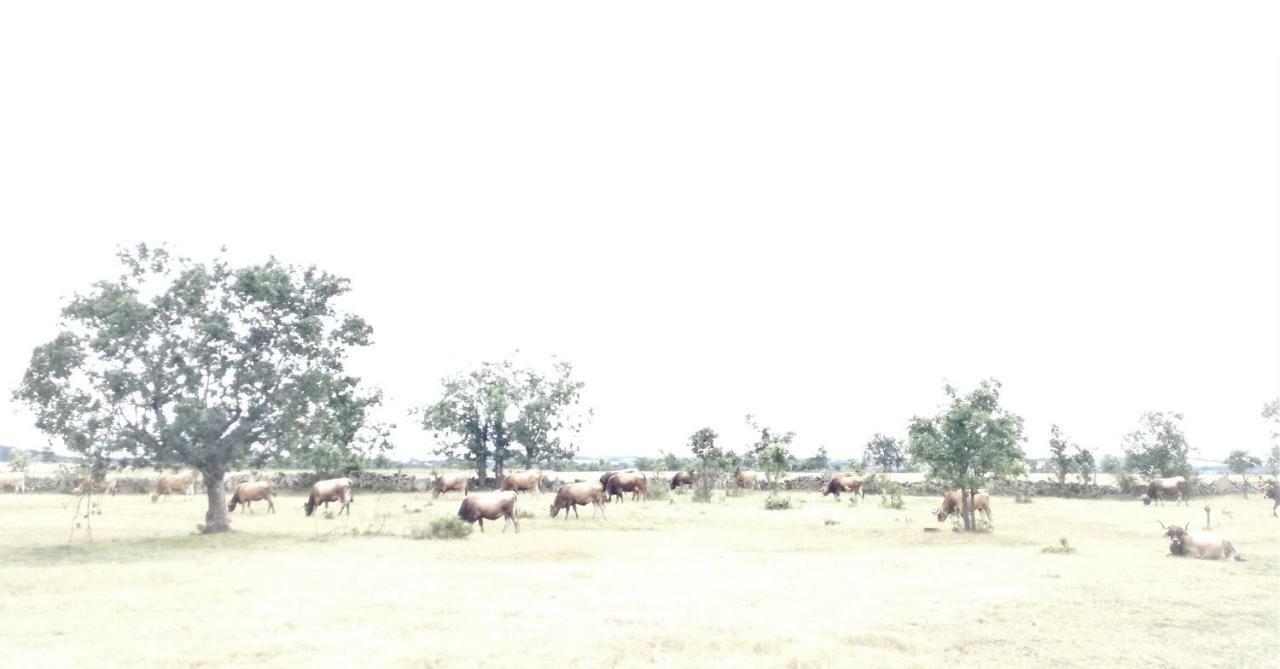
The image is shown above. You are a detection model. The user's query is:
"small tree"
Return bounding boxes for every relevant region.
[1048,424,1075,484]
[1264,399,1280,477]
[1123,411,1194,478]
[801,446,830,471]
[1225,450,1262,497]
[8,449,29,473]
[40,446,56,463]
[1073,447,1095,486]
[907,380,1026,531]
[744,414,795,462]
[688,427,723,502]
[759,442,793,496]
[864,433,904,472]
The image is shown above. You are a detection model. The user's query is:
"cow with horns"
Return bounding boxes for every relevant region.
[1159,521,1243,561]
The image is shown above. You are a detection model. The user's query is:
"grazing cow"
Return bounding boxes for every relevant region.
[1160,522,1244,561]
[670,471,695,490]
[151,471,199,502]
[599,469,638,489]
[549,482,606,520]
[1260,482,1279,517]
[605,471,648,503]
[1142,476,1190,506]
[0,473,25,493]
[458,490,520,533]
[935,490,992,523]
[74,476,118,496]
[227,481,275,514]
[823,473,864,501]
[499,469,543,495]
[431,473,469,498]
[304,477,353,517]
[734,471,761,491]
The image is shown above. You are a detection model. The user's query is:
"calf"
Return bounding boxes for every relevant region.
[458,490,520,533]
[228,481,275,514]
[1160,522,1244,561]
[304,477,353,517]
[550,482,606,520]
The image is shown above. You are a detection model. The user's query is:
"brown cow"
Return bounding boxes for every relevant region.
[935,490,992,523]
[458,490,520,532]
[823,473,864,501]
[499,469,543,495]
[670,471,695,490]
[549,482,606,520]
[228,481,275,514]
[0,473,25,493]
[74,476,118,496]
[605,471,648,503]
[1160,522,1244,561]
[151,471,199,502]
[304,477,353,516]
[1142,476,1190,506]
[1259,482,1279,517]
[431,473,469,498]
[599,469,638,491]
[734,471,761,491]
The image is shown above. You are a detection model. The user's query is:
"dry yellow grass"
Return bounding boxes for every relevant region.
[0,487,1276,668]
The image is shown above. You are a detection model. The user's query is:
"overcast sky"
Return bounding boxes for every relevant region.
[1,3,1276,464]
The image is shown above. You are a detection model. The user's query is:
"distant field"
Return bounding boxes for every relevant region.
[0,487,1276,668]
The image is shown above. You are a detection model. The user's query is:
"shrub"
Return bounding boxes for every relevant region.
[879,483,905,510]
[823,518,840,526]
[764,495,792,510]
[411,517,473,541]
[516,509,534,520]
[645,485,668,501]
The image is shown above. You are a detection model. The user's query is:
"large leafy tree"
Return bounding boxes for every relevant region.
[419,357,588,480]
[864,433,904,472]
[1122,411,1193,478]
[907,379,1026,531]
[14,245,384,533]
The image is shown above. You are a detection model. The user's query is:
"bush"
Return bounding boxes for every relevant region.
[645,485,668,501]
[879,482,905,510]
[764,495,792,511]
[1115,470,1138,495]
[516,509,534,520]
[411,517,473,541]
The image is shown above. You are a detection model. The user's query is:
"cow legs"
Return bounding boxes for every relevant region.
[267,497,276,514]
[572,505,580,519]
[478,518,485,532]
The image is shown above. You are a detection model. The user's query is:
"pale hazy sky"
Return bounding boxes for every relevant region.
[1,3,1276,464]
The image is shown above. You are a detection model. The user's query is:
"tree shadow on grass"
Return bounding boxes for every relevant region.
[6,531,303,568]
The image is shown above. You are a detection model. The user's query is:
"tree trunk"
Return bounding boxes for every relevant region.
[962,488,974,531]
[202,471,231,534]
[475,458,487,484]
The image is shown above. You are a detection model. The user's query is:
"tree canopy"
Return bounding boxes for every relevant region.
[906,379,1026,530]
[418,357,588,480]
[14,245,384,533]
[1122,411,1193,478]
[864,433,904,472]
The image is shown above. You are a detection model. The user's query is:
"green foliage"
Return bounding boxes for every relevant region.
[688,427,723,503]
[763,495,792,510]
[40,446,56,463]
[758,442,793,494]
[1122,411,1194,478]
[864,433,904,472]
[12,244,384,533]
[744,414,795,462]
[1048,424,1073,484]
[1074,447,1095,485]
[1226,449,1262,497]
[8,449,29,473]
[800,446,829,471]
[879,482,905,510]
[632,456,659,471]
[1268,446,1280,478]
[418,356,589,480]
[411,517,473,541]
[659,449,685,472]
[907,379,1025,531]
[1099,453,1123,475]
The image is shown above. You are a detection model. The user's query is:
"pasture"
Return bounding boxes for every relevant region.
[1,487,1277,668]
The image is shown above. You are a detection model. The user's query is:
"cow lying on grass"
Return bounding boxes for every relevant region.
[1160,522,1243,561]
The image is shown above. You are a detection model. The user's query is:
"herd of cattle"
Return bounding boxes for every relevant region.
[1,468,1275,560]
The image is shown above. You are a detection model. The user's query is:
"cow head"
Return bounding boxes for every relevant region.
[1141,494,1152,506]
[549,503,560,518]
[303,499,317,517]
[1160,521,1190,555]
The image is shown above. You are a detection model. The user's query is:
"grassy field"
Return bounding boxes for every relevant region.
[0,487,1276,668]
